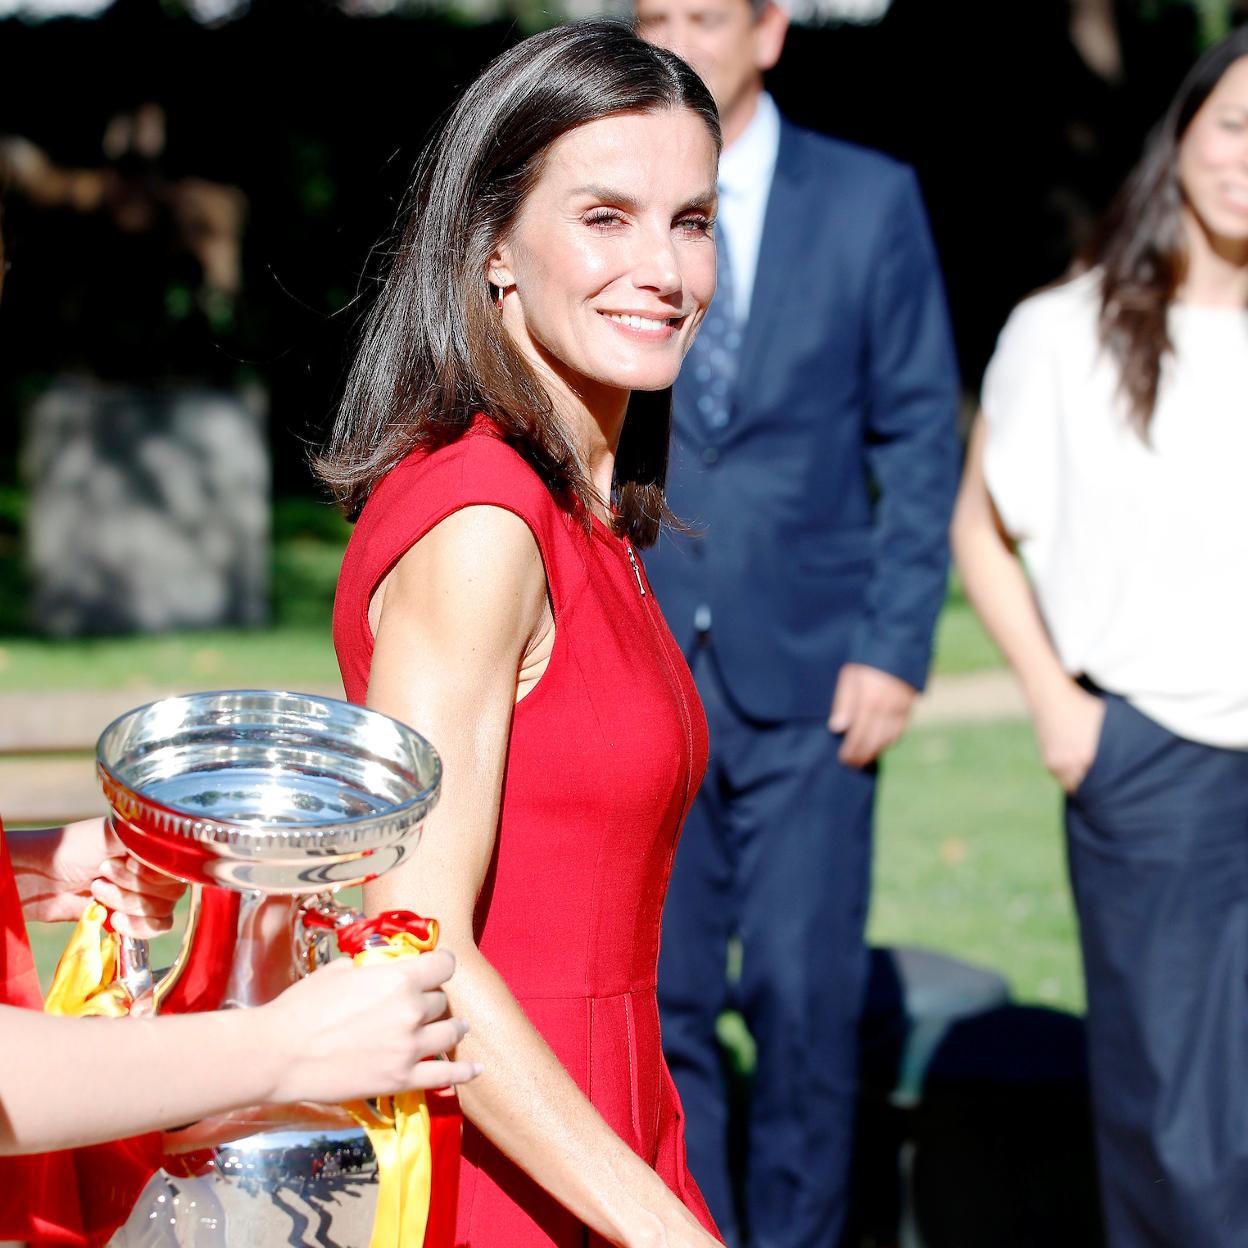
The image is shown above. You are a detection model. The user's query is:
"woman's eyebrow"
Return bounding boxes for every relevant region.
[678,188,718,213]
[569,184,640,210]
[568,185,719,214]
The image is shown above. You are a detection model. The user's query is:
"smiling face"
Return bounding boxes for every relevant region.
[489,107,718,422]
[1178,55,1248,254]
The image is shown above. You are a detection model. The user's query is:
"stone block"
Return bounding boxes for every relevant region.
[25,379,270,635]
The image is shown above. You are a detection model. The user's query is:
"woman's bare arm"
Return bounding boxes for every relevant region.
[0,952,476,1155]
[951,417,1105,791]
[365,505,719,1248]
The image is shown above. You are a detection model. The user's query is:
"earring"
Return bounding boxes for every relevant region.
[496,284,504,312]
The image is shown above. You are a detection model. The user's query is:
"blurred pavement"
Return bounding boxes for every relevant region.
[0,673,1025,826]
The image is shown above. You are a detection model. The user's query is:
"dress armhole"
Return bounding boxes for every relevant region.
[357,440,572,646]
[335,434,586,707]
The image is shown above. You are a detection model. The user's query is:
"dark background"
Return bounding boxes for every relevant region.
[0,0,1222,494]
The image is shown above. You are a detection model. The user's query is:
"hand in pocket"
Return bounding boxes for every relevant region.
[1034,683,1107,793]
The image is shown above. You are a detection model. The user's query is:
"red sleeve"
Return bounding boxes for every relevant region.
[0,821,87,1245]
[0,822,44,1010]
[334,423,584,705]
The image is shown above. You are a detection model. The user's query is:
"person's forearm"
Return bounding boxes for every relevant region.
[438,944,701,1248]
[7,824,89,920]
[8,819,183,932]
[951,422,1074,713]
[7,825,62,901]
[951,519,1071,710]
[0,1005,279,1155]
[952,477,1109,790]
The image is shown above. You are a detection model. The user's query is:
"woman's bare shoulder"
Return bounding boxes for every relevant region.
[376,504,549,653]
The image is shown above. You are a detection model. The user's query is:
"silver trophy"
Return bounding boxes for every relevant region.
[92,690,442,1247]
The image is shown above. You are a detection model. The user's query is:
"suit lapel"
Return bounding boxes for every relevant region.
[734,122,809,424]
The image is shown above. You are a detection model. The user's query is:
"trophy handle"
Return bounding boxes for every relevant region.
[113,883,205,1014]
[117,934,155,1008]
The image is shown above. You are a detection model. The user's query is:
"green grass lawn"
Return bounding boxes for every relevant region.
[870,718,1082,1013]
[13,502,1065,1030]
[0,499,1005,693]
[25,721,1080,1020]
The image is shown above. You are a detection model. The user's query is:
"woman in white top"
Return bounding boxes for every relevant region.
[952,27,1248,1247]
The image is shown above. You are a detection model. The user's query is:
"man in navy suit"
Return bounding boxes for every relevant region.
[635,3,961,1244]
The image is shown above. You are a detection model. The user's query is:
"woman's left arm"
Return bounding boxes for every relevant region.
[364,505,720,1248]
[951,418,1106,792]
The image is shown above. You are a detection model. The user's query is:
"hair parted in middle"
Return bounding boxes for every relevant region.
[1084,24,1248,436]
[315,19,722,547]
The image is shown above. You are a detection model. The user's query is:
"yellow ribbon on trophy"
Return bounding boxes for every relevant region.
[329,911,462,1248]
[42,901,168,1248]
[43,901,461,1248]
[44,901,132,1018]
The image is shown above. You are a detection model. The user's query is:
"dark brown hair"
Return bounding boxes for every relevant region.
[1087,26,1248,434]
[314,20,720,546]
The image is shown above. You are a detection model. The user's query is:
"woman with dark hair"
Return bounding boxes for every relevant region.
[320,19,723,1247]
[952,27,1248,1246]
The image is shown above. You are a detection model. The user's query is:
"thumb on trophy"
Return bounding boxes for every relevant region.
[256,952,481,1105]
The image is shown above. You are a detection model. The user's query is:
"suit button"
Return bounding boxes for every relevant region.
[702,447,720,466]
[694,604,713,632]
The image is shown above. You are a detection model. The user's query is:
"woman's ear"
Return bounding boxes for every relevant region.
[487,243,515,292]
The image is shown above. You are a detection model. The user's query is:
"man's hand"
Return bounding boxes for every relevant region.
[11,818,184,937]
[827,663,918,768]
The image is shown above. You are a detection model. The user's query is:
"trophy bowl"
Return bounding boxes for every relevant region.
[97,689,441,893]
[93,691,446,1247]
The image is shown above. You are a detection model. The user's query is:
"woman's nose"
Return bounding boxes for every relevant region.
[632,226,682,296]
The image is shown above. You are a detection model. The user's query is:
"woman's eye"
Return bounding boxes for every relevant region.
[677,216,713,235]
[585,209,625,229]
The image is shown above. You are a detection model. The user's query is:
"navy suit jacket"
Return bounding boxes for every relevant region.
[646,118,961,723]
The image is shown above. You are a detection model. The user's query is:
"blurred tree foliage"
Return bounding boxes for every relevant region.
[1143,0,1246,46]
[0,0,1232,500]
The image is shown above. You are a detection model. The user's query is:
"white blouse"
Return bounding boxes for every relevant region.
[982,268,1248,749]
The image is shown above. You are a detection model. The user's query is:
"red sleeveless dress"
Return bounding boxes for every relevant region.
[334,418,718,1246]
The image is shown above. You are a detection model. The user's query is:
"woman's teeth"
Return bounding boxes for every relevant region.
[604,313,671,331]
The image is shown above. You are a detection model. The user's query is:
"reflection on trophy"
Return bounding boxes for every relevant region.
[88,690,445,1246]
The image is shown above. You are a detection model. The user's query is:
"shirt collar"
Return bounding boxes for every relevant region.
[718,91,781,201]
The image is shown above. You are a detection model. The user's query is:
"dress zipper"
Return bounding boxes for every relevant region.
[623,542,695,847]
[625,545,647,597]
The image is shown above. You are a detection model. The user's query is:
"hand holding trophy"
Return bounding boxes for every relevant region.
[68,689,455,1247]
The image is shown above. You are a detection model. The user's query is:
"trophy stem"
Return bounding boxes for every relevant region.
[222,890,303,1008]
[117,935,153,1008]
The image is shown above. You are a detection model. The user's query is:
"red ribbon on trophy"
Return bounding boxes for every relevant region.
[304,907,463,1248]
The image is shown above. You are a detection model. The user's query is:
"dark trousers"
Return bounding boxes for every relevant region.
[1066,693,1248,1248]
[659,646,876,1248]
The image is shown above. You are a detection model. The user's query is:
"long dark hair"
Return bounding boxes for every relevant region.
[1087,26,1248,435]
[314,20,720,546]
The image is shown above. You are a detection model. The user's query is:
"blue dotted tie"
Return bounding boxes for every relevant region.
[688,219,740,430]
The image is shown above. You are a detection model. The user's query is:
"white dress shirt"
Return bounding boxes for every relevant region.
[716,91,781,325]
[982,269,1248,748]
